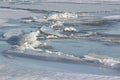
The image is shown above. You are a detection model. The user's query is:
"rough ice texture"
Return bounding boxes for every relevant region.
[0,1,120,80]
[0,63,120,80]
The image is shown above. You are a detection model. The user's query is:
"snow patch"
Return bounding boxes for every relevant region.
[64,27,78,32]
[47,12,78,21]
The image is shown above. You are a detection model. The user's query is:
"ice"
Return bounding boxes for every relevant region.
[18,31,40,49]
[47,0,120,3]
[5,41,120,70]
[65,14,120,25]
[0,0,120,79]
[0,19,7,25]
[0,8,42,19]
[40,26,64,37]
[47,12,78,21]
[83,54,120,69]
[1,0,120,3]
[0,63,120,80]
[0,18,11,27]
[22,16,47,23]
[51,21,64,27]
[3,29,24,39]
[13,30,42,50]
[46,35,58,39]
[104,15,120,21]
[64,27,78,32]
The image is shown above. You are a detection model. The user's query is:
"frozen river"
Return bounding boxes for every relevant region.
[0,0,120,80]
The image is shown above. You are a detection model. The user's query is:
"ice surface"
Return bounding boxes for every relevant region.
[0,63,120,80]
[40,26,64,37]
[0,1,120,80]
[0,19,7,25]
[104,15,120,21]
[83,54,120,69]
[0,8,41,19]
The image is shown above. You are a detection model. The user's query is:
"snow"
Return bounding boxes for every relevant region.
[47,12,78,21]
[18,31,41,50]
[0,63,120,80]
[64,27,78,32]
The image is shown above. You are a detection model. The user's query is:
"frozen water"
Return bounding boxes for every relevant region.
[0,0,120,80]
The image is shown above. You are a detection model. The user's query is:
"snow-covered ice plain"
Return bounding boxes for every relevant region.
[0,0,120,80]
